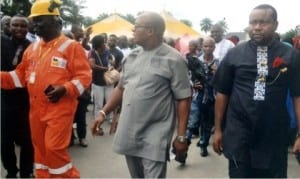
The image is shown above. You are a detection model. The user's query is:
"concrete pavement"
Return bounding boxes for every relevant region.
[68,105,299,178]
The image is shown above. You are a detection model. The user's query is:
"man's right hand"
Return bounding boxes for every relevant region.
[91,115,105,136]
[213,129,223,155]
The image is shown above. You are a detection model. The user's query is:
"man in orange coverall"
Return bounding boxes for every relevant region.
[0,0,91,178]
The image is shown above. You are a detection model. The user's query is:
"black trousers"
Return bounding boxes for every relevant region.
[1,106,34,177]
[228,158,287,178]
[73,98,89,139]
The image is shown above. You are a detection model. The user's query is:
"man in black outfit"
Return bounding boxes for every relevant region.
[108,34,124,71]
[212,4,300,178]
[70,24,92,147]
[1,15,34,178]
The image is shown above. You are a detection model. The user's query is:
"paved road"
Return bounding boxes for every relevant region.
[1,105,300,178]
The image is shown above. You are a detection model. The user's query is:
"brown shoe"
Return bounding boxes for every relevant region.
[96,127,104,136]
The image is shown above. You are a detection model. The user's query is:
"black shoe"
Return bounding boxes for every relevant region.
[200,147,208,157]
[6,169,18,178]
[79,139,88,147]
[187,139,191,146]
[20,172,34,178]
[6,173,17,178]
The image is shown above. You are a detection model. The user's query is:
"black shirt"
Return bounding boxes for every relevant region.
[109,47,124,70]
[212,39,300,168]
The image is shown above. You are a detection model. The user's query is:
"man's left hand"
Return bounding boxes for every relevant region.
[45,85,66,103]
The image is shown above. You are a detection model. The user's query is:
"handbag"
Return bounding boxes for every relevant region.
[94,50,120,85]
[104,67,120,85]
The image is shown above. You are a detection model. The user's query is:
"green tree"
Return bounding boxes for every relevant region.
[281,29,295,41]
[216,18,228,33]
[180,19,192,27]
[82,16,97,27]
[1,0,32,16]
[96,13,109,22]
[200,17,212,34]
[60,0,86,27]
[122,14,135,24]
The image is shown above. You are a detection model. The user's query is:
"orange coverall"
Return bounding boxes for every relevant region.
[1,34,91,178]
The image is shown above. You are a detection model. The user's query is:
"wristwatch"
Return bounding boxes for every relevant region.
[176,135,187,143]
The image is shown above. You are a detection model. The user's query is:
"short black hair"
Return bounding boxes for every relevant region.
[91,34,105,49]
[11,14,29,25]
[254,4,277,22]
[109,34,117,38]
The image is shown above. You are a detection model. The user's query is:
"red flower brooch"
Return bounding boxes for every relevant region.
[272,57,285,68]
[268,57,287,85]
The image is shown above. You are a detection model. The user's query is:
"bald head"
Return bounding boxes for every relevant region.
[211,24,224,33]
[139,12,165,39]
[210,24,224,43]
[202,36,215,55]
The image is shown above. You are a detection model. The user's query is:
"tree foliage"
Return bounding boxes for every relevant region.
[1,0,32,16]
[200,17,213,34]
[216,18,228,33]
[200,17,229,33]
[60,0,86,27]
[122,14,135,24]
[281,29,295,41]
[83,16,97,27]
[180,19,192,27]
[96,13,109,22]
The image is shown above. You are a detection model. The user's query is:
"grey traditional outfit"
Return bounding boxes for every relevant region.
[113,43,191,165]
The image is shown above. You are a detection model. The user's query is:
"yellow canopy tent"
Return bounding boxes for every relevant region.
[87,14,134,38]
[160,10,201,39]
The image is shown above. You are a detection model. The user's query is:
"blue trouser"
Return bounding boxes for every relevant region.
[198,101,214,148]
[186,93,202,141]
[186,91,214,148]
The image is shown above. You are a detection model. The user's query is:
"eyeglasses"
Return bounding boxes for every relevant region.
[132,25,151,32]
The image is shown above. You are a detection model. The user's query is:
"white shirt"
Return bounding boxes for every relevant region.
[213,38,235,62]
[26,32,40,42]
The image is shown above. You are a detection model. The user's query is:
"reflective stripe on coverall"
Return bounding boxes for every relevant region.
[1,34,92,178]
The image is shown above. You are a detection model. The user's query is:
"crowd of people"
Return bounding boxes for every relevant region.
[1,0,300,178]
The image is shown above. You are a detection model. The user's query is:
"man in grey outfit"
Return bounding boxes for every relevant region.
[91,11,191,178]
